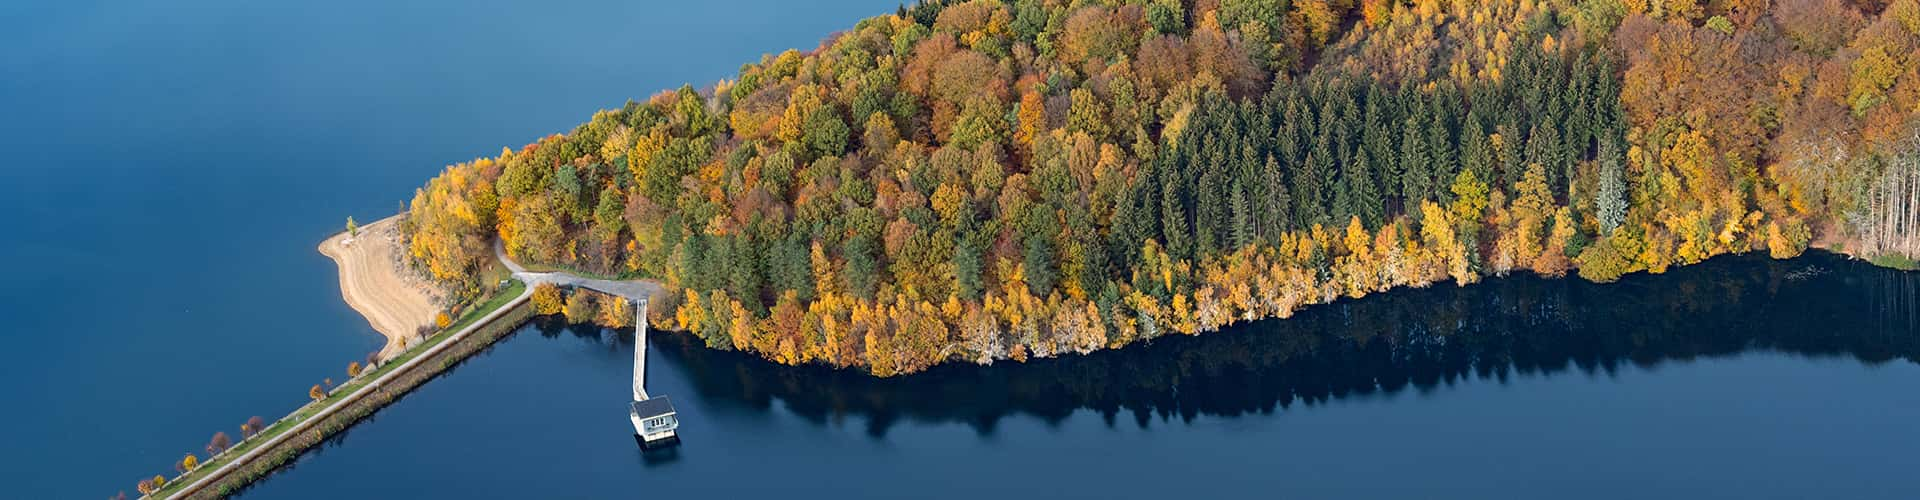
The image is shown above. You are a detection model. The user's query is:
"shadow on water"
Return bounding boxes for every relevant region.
[252,250,1918,489]
[634,436,684,467]
[641,250,1919,438]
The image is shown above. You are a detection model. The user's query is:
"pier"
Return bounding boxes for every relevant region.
[495,242,677,445]
[627,299,678,445]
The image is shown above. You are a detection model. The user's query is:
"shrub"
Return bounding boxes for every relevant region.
[532,283,564,315]
[563,290,597,324]
[1767,219,1811,259]
[1577,237,1634,283]
[596,294,634,328]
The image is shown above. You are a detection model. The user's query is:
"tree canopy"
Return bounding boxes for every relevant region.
[402,0,1920,376]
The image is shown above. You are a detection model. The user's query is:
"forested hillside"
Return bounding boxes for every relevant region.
[403,0,1920,375]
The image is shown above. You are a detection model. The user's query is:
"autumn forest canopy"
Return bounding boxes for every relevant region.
[404,0,1920,375]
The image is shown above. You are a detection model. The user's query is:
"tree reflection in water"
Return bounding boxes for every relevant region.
[544,251,1916,438]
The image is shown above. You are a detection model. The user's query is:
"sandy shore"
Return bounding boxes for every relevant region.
[319,215,443,361]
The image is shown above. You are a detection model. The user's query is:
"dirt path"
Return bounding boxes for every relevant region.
[319,215,441,361]
[495,239,663,301]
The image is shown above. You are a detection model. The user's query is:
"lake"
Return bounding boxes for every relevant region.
[2,1,1917,499]
[0,0,895,496]
[224,251,1920,499]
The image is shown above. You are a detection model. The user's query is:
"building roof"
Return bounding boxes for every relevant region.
[631,396,676,418]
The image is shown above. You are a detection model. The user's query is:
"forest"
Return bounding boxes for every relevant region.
[402,0,1920,375]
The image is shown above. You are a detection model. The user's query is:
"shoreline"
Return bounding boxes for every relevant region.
[318,214,442,361]
[150,280,531,499]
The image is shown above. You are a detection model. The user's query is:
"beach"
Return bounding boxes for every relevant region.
[318,215,442,360]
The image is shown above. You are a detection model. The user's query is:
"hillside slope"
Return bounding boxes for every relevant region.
[402,0,1920,375]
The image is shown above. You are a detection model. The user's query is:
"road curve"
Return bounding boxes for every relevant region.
[494,240,663,302]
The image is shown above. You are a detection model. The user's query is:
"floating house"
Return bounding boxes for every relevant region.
[630,397,678,444]
[628,299,679,445]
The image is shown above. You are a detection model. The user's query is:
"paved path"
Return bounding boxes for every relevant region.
[161,285,533,499]
[495,240,663,301]
[164,243,664,499]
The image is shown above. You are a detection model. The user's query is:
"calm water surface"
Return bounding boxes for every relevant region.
[3,1,1917,499]
[243,252,1919,499]
[0,0,892,497]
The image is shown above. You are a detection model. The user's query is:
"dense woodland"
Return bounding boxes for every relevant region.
[403,0,1920,375]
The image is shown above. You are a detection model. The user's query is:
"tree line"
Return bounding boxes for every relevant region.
[400,0,1919,376]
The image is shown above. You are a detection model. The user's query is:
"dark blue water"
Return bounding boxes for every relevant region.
[0,0,893,497]
[235,252,1920,499]
[4,2,1917,499]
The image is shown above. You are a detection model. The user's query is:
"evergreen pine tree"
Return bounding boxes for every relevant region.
[1295,151,1328,228]
[1400,115,1431,204]
[1262,155,1292,240]
[1597,139,1629,234]
[1461,117,1494,186]
[1347,148,1383,227]
[1229,178,1253,250]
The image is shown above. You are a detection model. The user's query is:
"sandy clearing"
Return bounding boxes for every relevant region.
[319,215,442,361]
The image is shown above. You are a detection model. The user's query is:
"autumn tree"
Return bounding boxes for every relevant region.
[564,290,597,324]
[240,416,264,439]
[207,432,232,456]
[386,0,1911,377]
[532,283,564,315]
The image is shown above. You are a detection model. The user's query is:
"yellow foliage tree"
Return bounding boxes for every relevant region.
[563,290,596,324]
[531,283,564,315]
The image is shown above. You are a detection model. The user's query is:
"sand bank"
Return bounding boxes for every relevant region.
[319,215,443,360]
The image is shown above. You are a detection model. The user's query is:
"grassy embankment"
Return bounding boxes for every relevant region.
[1870,254,1920,271]
[148,278,528,499]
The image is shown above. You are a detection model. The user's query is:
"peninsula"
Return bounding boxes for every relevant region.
[399,0,1920,377]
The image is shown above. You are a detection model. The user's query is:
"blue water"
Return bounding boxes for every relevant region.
[3,2,1918,499]
[237,253,1920,499]
[0,0,894,497]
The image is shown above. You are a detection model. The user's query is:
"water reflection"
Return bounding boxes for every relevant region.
[565,251,1917,438]
[633,437,683,467]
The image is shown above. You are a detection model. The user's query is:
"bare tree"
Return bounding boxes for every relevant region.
[1854,129,1920,261]
[242,416,265,438]
[207,432,232,455]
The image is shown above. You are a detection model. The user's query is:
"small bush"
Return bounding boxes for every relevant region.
[532,283,565,315]
[564,291,597,324]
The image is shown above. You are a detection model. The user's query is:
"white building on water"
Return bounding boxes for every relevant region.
[627,298,678,445]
